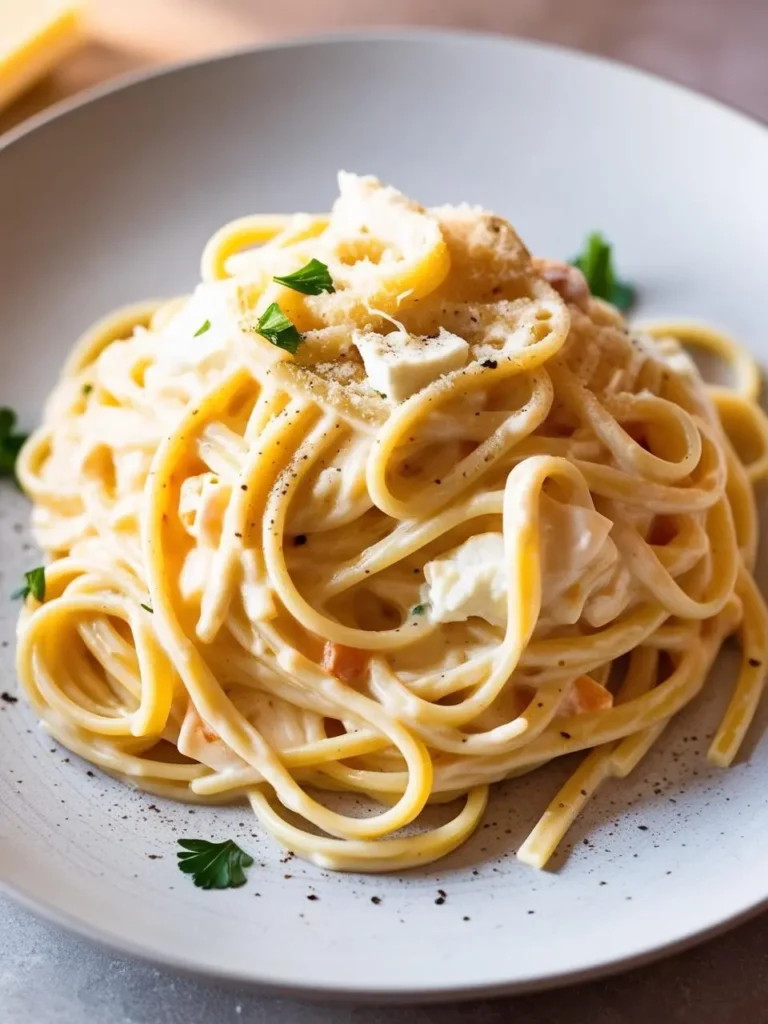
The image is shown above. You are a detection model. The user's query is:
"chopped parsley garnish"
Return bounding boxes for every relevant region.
[140,602,153,613]
[411,603,427,616]
[571,233,634,312]
[177,838,254,889]
[255,303,303,355]
[273,258,335,296]
[0,407,28,477]
[12,566,46,603]
[193,319,211,337]
[82,383,93,396]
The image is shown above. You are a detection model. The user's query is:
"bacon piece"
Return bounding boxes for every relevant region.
[561,675,614,716]
[534,257,590,312]
[322,642,369,683]
[200,719,220,743]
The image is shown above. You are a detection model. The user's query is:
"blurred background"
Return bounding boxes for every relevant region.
[2,0,767,137]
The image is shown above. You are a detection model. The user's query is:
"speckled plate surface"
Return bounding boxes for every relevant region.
[2,30,768,1001]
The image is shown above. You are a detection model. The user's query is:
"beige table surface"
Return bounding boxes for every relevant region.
[2,1,768,1022]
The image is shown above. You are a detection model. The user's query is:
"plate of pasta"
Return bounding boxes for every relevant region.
[2,30,768,1000]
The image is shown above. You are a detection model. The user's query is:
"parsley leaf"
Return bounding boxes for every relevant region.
[273,259,335,296]
[12,567,46,603]
[255,303,304,355]
[177,838,254,889]
[0,407,28,477]
[140,602,153,613]
[193,319,211,337]
[411,603,427,616]
[571,233,635,312]
[82,383,93,396]
[611,278,634,313]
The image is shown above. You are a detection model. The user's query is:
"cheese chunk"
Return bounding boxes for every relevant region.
[354,326,469,401]
[537,495,615,603]
[424,532,508,627]
[0,1,83,111]
[424,500,617,630]
[155,282,240,373]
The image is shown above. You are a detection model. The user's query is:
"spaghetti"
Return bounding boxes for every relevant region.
[16,173,768,871]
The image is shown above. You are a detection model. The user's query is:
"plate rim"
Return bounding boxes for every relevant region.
[1,25,766,156]
[3,869,768,1003]
[2,26,768,1001]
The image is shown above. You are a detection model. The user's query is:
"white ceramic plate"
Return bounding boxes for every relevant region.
[2,30,768,1001]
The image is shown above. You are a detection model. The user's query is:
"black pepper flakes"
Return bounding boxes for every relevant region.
[371,896,381,905]
[481,359,497,369]
[294,535,307,546]
[748,658,762,668]
[1,692,18,704]
[307,894,319,901]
